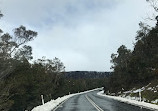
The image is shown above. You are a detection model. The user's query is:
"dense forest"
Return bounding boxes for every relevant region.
[0,12,109,111]
[65,71,110,79]
[107,0,158,95]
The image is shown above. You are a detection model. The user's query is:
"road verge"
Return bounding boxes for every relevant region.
[97,91,158,110]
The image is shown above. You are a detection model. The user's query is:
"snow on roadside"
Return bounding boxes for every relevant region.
[133,87,145,93]
[31,95,73,111]
[31,88,102,111]
[97,91,158,110]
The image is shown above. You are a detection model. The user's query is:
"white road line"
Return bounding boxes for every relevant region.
[85,95,104,111]
[52,98,69,111]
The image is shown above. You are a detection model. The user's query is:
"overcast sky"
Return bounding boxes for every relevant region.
[0,0,155,71]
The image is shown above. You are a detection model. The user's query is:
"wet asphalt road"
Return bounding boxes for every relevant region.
[54,90,155,111]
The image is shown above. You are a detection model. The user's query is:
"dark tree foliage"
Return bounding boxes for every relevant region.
[0,12,108,111]
[108,9,158,93]
[109,45,132,92]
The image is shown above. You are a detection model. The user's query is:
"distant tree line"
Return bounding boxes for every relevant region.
[65,71,111,79]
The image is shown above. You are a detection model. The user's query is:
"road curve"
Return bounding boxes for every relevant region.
[53,90,154,111]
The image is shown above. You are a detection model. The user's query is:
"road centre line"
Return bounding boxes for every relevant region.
[85,94,104,111]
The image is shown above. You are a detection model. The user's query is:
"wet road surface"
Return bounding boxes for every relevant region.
[54,90,155,111]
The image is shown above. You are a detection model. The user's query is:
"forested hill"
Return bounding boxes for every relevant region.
[65,71,111,79]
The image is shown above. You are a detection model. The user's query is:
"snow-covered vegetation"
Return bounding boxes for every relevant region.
[104,81,158,105]
[117,82,158,104]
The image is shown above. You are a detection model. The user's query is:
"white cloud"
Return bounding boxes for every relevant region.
[0,0,155,71]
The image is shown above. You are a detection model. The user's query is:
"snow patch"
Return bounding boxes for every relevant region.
[151,99,158,104]
[133,87,145,93]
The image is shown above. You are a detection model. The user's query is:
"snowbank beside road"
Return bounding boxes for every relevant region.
[31,88,102,111]
[31,95,72,111]
[97,91,158,110]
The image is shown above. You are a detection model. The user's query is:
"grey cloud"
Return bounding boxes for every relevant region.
[0,0,121,27]
[0,0,152,71]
